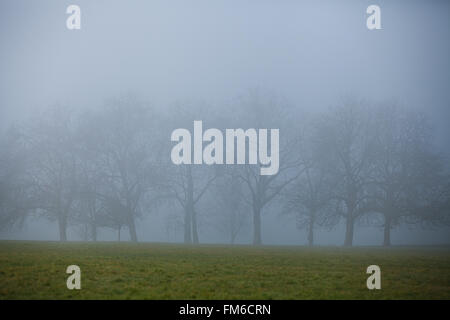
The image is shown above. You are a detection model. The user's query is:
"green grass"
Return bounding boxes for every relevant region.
[0,241,449,299]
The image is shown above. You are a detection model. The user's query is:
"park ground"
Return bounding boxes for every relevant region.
[0,241,449,299]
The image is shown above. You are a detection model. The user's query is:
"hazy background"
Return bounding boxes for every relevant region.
[1,0,449,245]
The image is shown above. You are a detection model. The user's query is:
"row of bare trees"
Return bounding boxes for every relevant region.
[0,92,449,246]
[282,99,449,246]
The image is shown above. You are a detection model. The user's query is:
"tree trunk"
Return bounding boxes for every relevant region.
[184,207,192,244]
[128,215,138,242]
[58,214,67,242]
[308,215,314,247]
[252,205,262,245]
[383,215,392,247]
[344,215,354,247]
[192,210,199,244]
[231,229,236,245]
[184,166,194,244]
[91,224,97,242]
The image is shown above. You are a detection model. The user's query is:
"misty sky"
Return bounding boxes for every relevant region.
[0,0,449,245]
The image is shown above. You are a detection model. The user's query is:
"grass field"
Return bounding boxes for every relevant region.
[0,241,449,299]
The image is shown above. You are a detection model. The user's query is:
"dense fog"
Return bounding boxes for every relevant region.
[1,0,449,245]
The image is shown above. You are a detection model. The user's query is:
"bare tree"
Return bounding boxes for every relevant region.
[0,127,32,230]
[165,101,220,244]
[72,172,106,241]
[315,98,377,246]
[370,103,450,245]
[282,138,337,246]
[235,89,305,245]
[24,105,79,241]
[211,167,249,244]
[86,95,165,242]
[101,195,130,241]
[169,165,217,244]
[71,126,106,241]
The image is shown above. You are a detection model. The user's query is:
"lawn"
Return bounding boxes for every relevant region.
[0,241,449,299]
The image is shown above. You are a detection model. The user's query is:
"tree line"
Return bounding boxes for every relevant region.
[1,91,449,246]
